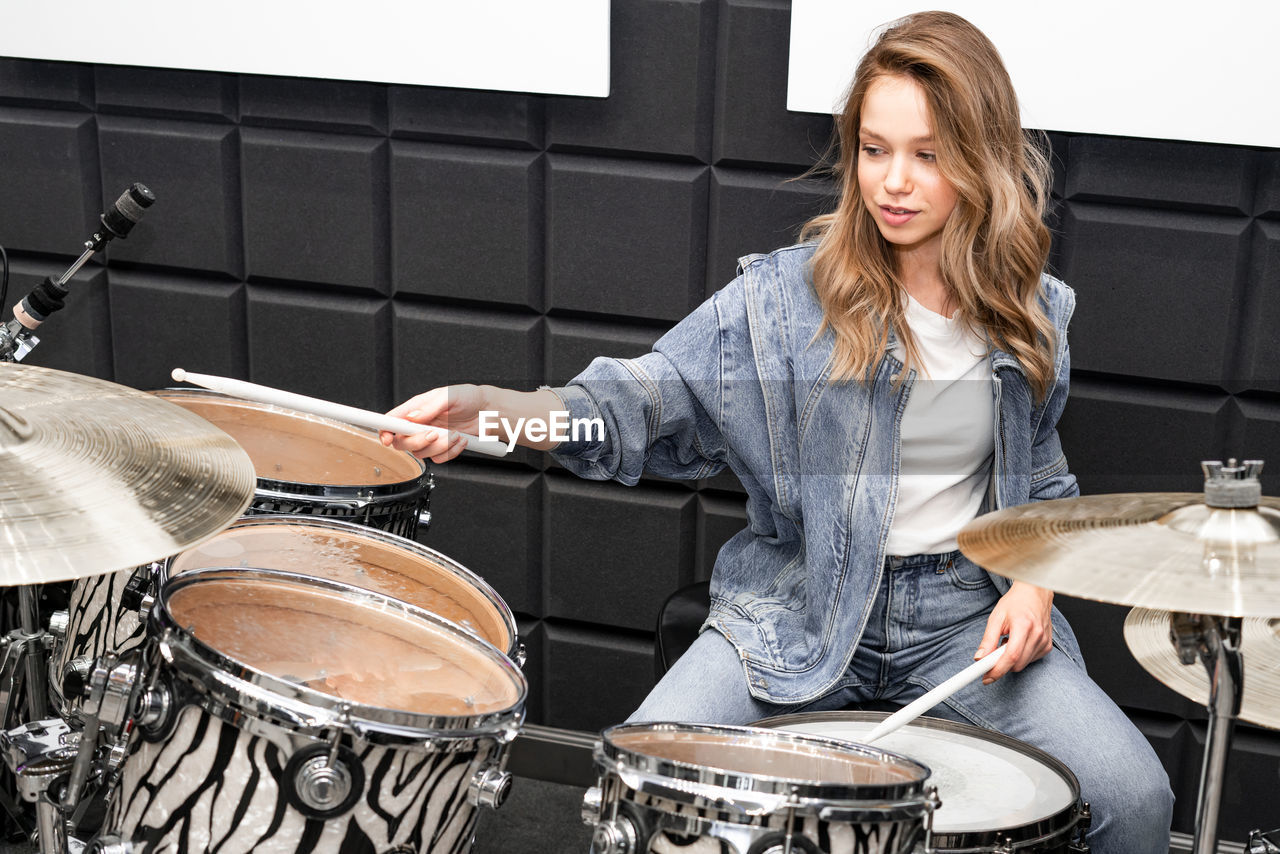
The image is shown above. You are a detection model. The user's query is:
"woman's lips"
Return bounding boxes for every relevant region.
[879,205,919,226]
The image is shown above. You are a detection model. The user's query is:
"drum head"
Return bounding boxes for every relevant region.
[760,713,1076,834]
[163,572,522,718]
[167,518,512,654]
[153,391,423,487]
[603,722,928,802]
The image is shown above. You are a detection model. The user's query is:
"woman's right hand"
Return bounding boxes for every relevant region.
[380,383,490,463]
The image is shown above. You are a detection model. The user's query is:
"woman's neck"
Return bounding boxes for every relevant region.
[896,246,954,317]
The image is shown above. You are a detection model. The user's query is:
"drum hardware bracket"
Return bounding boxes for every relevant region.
[60,656,121,820]
[590,812,638,854]
[581,784,603,825]
[46,612,69,641]
[1248,828,1280,854]
[283,712,365,820]
[0,718,79,854]
[83,833,134,854]
[782,788,800,854]
[468,762,512,810]
[921,784,941,854]
[1067,801,1092,852]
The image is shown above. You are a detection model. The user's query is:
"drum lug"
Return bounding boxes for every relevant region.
[417,508,432,530]
[513,643,527,669]
[293,753,355,812]
[285,746,363,818]
[120,566,156,613]
[581,785,603,825]
[135,682,172,732]
[992,838,1015,854]
[84,833,136,854]
[1068,800,1093,852]
[283,733,365,820]
[46,610,69,640]
[468,763,512,810]
[590,815,638,854]
[921,784,942,854]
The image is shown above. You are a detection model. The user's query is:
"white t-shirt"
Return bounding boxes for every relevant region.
[886,292,994,555]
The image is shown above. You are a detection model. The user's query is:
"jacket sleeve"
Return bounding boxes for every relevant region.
[547,284,734,486]
[1028,284,1080,503]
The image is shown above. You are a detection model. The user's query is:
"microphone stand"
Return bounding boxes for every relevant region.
[0,183,155,363]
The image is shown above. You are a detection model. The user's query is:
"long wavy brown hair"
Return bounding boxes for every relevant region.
[801,11,1056,400]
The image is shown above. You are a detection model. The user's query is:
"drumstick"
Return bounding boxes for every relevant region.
[860,644,1008,745]
[170,369,510,458]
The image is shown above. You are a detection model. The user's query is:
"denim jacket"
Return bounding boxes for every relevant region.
[551,243,1079,703]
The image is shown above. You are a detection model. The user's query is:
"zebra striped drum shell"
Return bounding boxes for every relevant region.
[51,515,519,716]
[101,568,526,854]
[587,722,936,854]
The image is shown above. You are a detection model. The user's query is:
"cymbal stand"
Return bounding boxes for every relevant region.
[1170,612,1244,854]
[0,586,52,726]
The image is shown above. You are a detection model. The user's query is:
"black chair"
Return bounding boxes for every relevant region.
[654,581,711,680]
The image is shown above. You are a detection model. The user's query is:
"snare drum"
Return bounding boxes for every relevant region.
[585,722,936,854]
[53,516,519,714]
[94,568,526,854]
[758,712,1090,853]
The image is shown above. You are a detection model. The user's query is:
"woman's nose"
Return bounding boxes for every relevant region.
[884,155,912,193]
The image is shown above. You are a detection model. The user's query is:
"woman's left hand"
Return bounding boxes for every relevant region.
[974,581,1054,684]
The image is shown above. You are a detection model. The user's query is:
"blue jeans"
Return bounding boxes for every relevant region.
[630,552,1174,854]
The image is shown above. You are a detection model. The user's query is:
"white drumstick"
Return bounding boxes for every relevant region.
[860,644,1008,745]
[170,369,510,458]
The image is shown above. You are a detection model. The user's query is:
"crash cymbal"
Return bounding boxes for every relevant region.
[957,491,1280,617]
[1125,608,1280,730]
[0,363,255,584]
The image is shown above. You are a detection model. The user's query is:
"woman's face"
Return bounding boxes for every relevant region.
[856,75,959,261]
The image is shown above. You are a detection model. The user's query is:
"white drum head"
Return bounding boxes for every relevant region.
[771,717,1074,833]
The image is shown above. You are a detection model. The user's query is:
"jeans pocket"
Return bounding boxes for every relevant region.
[944,554,996,591]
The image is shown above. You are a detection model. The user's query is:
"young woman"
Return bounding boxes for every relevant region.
[384,12,1173,851]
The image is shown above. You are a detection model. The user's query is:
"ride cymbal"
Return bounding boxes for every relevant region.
[957,487,1280,617]
[0,363,255,584]
[1125,607,1280,730]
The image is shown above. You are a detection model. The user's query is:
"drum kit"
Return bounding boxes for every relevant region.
[578,462,1280,854]
[0,362,527,854]
[2,324,1279,851]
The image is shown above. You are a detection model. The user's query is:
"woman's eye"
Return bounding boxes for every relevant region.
[861,145,884,156]
[918,151,937,162]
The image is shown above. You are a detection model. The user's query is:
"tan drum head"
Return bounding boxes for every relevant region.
[609,728,922,786]
[153,392,423,487]
[164,575,521,717]
[168,520,511,653]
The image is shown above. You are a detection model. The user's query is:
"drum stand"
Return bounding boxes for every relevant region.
[0,587,53,725]
[0,585,108,854]
[1170,612,1245,854]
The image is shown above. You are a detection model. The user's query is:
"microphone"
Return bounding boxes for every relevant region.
[95,183,156,247]
[0,183,156,362]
